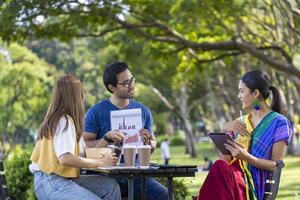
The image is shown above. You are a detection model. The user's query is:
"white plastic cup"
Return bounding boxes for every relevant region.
[137,145,151,167]
[123,145,137,167]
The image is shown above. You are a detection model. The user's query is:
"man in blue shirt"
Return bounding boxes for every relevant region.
[83,61,168,200]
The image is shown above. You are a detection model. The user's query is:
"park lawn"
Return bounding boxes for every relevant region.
[151,142,300,200]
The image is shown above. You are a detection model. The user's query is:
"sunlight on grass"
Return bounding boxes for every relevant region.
[151,142,300,200]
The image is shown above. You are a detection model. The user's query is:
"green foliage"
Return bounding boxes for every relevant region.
[156,177,190,200]
[0,42,54,144]
[170,135,185,146]
[25,39,116,107]
[4,145,36,200]
[26,183,37,200]
[1,0,299,159]
[155,134,166,147]
[156,133,185,147]
[135,83,170,135]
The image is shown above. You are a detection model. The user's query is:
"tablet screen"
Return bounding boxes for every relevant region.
[208,132,234,155]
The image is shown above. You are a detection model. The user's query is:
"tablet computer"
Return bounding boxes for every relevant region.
[208,132,234,155]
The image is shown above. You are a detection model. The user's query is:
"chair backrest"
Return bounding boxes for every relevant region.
[0,161,10,200]
[263,160,285,200]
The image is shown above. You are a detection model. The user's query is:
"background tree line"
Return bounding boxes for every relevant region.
[0,0,299,157]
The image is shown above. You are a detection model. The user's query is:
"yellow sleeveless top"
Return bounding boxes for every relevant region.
[30,117,80,178]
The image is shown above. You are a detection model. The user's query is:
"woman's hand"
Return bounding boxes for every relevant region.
[97,153,118,167]
[58,153,118,168]
[221,120,250,137]
[224,140,250,161]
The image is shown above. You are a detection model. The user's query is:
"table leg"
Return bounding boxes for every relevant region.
[141,177,147,200]
[128,177,134,200]
[168,177,173,200]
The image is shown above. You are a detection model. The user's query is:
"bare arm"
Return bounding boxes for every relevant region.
[83,131,125,148]
[149,134,157,153]
[82,131,108,147]
[139,129,157,153]
[219,120,245,163]
[221,120,250,137]
[58,153,118,168]
[245,141,287,171]
[225,140,287,171]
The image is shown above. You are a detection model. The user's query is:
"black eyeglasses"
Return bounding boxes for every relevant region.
[117,77,135,87]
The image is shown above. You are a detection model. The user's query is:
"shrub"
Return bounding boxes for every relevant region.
[156,133,185,146]
[4,144,36,200]
[155,134,166,146]
[170,135,185,146]
[156,177,190,200]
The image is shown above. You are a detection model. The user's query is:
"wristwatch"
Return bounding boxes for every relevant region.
[103,134,114,143]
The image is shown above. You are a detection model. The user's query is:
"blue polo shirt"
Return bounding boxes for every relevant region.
[84,99,153,139]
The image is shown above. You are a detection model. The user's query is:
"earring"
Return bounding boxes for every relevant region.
[253,100,260,110]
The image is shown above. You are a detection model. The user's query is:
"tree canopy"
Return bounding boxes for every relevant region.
[1,0,300,79]
[1,0,300,156]
[0,42,54,147]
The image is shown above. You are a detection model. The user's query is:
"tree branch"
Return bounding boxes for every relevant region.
[3,0,300,78]
[188,48,245,64]
[235,40,300,77]
[287,23,300,38]
[261,45,293,63]
[282,0,300,18]
[75,26,141,37]
[111,13,300,77]
[150,86,175,110]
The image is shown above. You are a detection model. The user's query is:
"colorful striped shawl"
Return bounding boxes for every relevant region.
[232,111,291,200]
[235,114,256,200]
[247,111,281,200]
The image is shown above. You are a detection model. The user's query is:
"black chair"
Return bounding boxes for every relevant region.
[263,160,285,200]
[0,161,10,200]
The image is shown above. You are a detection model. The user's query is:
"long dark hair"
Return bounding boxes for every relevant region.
[242,70,285,115]
[38,75,84,141]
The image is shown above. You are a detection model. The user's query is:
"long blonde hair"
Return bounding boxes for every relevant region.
[38,75,84,141]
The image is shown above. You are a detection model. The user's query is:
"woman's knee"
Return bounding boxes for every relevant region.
[105,177,120,188]
[34,171,51,199]
[105,177,121,196]
[211,160,230,170]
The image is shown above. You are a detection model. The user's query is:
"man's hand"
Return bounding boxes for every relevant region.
[139,128,152,145]
[106,130,124,142]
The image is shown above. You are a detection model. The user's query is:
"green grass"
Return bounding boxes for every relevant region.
[151,142,300,200]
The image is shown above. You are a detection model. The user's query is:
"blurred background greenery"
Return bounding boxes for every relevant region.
[1,0,300,199]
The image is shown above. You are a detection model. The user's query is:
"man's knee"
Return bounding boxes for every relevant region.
[146,178,168,200]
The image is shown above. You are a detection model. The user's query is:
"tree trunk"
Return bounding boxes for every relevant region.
[204,71,225,129]
[177,83,197,157]
[284,78,294,154]
[151,85,197,157]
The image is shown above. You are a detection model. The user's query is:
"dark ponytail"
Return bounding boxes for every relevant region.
[242,70,286,115]
[269,86,285,115]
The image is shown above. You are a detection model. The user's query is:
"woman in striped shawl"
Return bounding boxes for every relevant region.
[197,70,293,200]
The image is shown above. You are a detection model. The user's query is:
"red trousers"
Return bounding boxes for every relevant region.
[197,159,246,200]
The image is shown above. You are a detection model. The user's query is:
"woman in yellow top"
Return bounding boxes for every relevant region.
[29,75,121,200]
